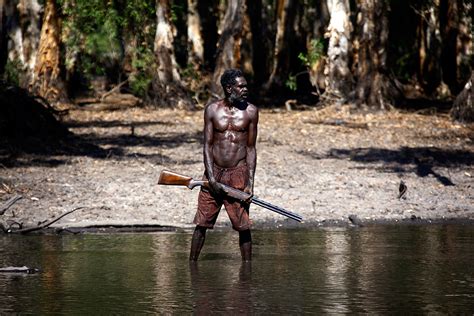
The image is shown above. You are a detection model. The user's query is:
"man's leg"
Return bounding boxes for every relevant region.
[239,229,252,261]
[190,226,207,261]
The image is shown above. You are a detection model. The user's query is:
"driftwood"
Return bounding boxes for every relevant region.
[0,266,40,274]
[4,207,85,234]
[0,195,22,215]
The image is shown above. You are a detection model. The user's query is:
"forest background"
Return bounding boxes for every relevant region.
[1,0,472,117]
[0,0,472,231]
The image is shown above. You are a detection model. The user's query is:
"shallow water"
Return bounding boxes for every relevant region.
[1,225,473,314]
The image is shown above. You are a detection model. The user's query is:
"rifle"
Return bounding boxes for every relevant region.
[158,170,303,222]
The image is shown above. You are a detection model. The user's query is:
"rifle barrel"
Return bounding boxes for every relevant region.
[251,197,303,222]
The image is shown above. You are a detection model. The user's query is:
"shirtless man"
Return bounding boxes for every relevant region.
[190,69,258,261]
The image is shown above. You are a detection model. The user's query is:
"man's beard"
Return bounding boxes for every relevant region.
[229,91,246,105]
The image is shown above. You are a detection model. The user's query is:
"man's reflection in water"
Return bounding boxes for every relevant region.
[189,262,252,314]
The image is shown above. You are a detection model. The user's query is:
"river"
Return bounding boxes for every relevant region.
[1,224,473,314]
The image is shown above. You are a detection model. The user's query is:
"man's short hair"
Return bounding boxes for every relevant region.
[220,69,243,91]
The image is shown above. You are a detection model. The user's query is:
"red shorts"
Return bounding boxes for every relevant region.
[193,164,251,231]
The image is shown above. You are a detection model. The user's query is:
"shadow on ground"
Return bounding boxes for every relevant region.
[298,146,474,186]
[0,119,203,168]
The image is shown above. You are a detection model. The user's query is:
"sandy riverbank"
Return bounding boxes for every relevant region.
[1,104,473,233]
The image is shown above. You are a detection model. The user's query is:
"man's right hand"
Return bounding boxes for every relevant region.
[208,178,225,196]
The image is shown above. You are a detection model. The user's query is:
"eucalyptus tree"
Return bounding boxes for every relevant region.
[31,0,66,101]
[352,0,395,109]
[324,0,352,102]
[153,0,193,107]
[2,0,41,88]
[264,0,298,93]
[211,0,245,98]
[187,0,204,68]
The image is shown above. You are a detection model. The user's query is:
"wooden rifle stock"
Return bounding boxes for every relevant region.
[158,170,250,201]
[158,170,303,222]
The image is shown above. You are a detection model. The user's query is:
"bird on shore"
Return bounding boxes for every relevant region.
[398,180,407,199]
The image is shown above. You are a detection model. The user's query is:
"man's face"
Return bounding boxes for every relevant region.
[228,76,248,103]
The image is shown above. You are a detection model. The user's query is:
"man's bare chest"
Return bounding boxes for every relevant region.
[213,109,249,132]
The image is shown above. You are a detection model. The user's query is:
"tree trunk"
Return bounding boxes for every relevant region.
[417,1,443,96]
[306,1,329,92]
[0,0,8,74]
[211,0,245,98]
[247,0,274,90]
[264,0,298,92]
[153,0,193,108]
[353,0,394,109]
[450,71,473,122]
[2,0,42,88]
[324,0,352,101]
[439,0,459,94]
[154,0,181,85]
[31,0,66,102]
[187,0,204,68]
[18,0,41,85]
[4,0,25,78]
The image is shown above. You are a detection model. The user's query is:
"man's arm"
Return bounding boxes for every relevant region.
[245,105,259,195]
[203,103,222,194]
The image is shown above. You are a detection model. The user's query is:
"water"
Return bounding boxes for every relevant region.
[1,225,473,314]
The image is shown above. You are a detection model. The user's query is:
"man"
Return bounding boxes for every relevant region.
[190,69,258,261]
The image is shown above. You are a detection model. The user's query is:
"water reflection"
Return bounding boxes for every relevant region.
[0,225,473,314]
[190,261,252,314]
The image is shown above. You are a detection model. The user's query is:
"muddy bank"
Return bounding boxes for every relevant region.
[1,105,473,233]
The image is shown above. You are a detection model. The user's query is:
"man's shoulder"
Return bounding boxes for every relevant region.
[205,99,224,111]
[246,102,258,116]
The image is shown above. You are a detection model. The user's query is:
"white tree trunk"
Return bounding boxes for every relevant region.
[5,1,25,66]
[154,0,181,85]
[4,0,41,87]
[187,0,204,67]
[18,0,41,83]
[324,0,352,100]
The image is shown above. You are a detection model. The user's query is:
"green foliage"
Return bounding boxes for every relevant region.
[285,74,298,91]
[59,0,122,80]
[181,64,200,80]
[171,3,186,23]
[129,48,155,97]
[298,39,324,67]
[393,52,415,81]
[3,59,22,86]
[58,0,156,87]
[286,38,325,91]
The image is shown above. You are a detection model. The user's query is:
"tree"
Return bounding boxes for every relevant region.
[352,0,396,109]
[264,0,298,93]
[246,0,275,91]
[324,0,352,101]
[153,0,191,107]
[211,0,245,98]
[2,0,41,88]
[439,0,460,94]
[451,71,473,122]
[31,0,67,102]
[187,0,204,68]
[304,1,329,92]
[416,1,443,95]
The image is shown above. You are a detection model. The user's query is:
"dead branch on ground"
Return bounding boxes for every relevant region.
[3,207,85,234]
[0,195,23,215]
